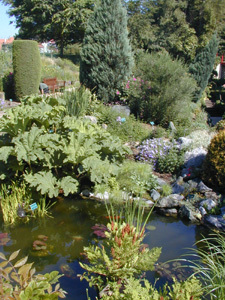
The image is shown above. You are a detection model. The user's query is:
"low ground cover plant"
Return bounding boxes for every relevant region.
[137,138,184,174]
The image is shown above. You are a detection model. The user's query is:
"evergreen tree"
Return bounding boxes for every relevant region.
[189,33,219,102]
[80,0,133,103]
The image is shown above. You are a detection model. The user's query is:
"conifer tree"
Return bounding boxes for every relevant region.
[189,33,219,102]
[80,0,133,103]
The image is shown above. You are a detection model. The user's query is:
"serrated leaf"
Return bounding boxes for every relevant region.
[0,252,6,260]
[8,250,20,262]
[0,146,13,162]
[14,256,28,268]
[24,171,59,198]
[59,176,79,196]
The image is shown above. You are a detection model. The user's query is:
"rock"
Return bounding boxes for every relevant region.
[172,183,185,195]
[179,204,201,222]
[95,191,110,201]
[197,181,212,193]
[183,179,199,194]
[199,206,207,216]
[221,206,225,217]
[81,189,91,197]
[200,199,216,211]
[145,200,155,207]
[156,194,184,208]
[169,121,176,133]
[156,178,168,187]
[158,208,178,217]
[178,137,192,149]
[203,215,225,230]
[111,105,130,116]
[84,115,98,124]
[151,189,161,201]
[184,147,207,169]
[204,191,219,201]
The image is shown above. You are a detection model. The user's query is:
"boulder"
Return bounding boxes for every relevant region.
[158,208,178,217]
[197,181,212,193]
[179,204,202,222]
[184,147,207,169]
[156,194,184,208]
[203,215,225,231]
[151,189,161,201]
[200,199,217,211]
[111,105,130,116]
[178,137,192,149]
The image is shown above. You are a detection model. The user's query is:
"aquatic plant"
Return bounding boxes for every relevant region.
[184,233,225,299]
[80,199,203,299]
[0,249,67,299]
[0,181,32,225]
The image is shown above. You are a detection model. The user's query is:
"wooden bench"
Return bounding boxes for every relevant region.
[43,78,66,93]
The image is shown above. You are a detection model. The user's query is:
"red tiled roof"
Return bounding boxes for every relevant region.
[0,37,14,50]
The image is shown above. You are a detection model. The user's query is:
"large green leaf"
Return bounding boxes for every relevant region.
[13,127,45,163]
[24,171,59,198]
[59,176,79,196]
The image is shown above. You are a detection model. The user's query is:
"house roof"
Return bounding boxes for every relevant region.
[0,37,14,50]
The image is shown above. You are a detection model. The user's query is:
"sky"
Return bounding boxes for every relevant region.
[0,2,18,39]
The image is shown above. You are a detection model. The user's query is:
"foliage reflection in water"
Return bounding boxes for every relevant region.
[0,197,208,300]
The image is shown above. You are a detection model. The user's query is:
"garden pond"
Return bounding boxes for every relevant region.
[0,197,211,299]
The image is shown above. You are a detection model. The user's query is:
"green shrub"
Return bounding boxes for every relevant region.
[216,119,225,131]
[157,146,184,174]
[126,51,197,127]
[117,160,157,195]
[202,130,225,193]
[13,40,41,100]
[0,249,66,299]
[88,101,151,142]
[63,85,92,117]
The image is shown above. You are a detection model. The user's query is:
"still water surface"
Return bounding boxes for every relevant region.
[0,198,209,299]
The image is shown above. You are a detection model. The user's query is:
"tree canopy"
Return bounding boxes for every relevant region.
[1,0,94,56]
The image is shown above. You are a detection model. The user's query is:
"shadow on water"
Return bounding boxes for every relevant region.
[0,197,212,300]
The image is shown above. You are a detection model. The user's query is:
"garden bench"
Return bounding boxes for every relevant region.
[43,77,66,93]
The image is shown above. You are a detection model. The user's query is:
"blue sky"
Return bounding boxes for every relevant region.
[0,2,18,39]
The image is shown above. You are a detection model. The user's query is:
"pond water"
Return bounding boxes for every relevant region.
[0,198,210,299]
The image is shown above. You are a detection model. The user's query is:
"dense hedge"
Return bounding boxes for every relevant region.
[13,40,41,100]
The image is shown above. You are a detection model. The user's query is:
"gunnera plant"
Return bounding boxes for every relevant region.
[202,130,225,193]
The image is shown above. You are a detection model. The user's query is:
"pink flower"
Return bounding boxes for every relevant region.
[116,91,120,95]
[133,77,137,81]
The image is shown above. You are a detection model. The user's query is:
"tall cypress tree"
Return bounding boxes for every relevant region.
[189,33,219,102]
[80,0,133,103]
